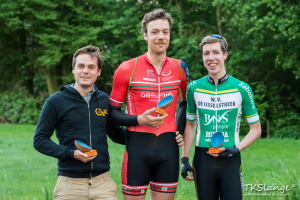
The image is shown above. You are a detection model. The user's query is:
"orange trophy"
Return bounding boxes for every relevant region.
[208,132,224,154]
[75,140,97,157]
[155,95,174,115]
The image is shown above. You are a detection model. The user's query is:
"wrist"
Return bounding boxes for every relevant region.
[235,146,241,152]
[67,149,75,159]
[181,157,189,162]
[137,115,143,125]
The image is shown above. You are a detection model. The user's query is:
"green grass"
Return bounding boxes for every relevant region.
[0,124,299,200]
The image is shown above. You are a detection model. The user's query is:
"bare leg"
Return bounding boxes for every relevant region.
[123,194,146,200]
[150,190,176,200]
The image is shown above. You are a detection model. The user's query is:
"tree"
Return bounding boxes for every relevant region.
[213,0,300,137]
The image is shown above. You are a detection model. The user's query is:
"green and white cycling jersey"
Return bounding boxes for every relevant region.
[186,74,260,148]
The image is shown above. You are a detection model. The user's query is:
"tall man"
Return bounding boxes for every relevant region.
[109,9,189,200]
[181,35,261,200]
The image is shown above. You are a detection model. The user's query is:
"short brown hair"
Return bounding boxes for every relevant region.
[141,9,173,33]
[199,35,228,54]
[72,45,104,70]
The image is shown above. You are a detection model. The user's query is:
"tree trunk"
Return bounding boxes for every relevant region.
[43,68,58,95]
[216,5,222,35]
[175,0,183,37]
[62,58,69,86]
[19,24,34,95]
[25,68,34,95]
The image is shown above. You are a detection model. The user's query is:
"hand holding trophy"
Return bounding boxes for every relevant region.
[75,140,97,157]
[155,95,173,115]
[208,132,224,154]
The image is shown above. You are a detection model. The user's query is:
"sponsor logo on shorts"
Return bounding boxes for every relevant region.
[95,108,108,116]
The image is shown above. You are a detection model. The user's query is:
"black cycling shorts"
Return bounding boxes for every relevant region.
[122,131,179,196]
[193,146,243,200]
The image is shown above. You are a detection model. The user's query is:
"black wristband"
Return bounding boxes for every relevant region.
[181,157,189,163]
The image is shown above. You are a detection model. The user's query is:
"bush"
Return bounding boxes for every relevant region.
[0,88,47,124]
[270,111,300,139]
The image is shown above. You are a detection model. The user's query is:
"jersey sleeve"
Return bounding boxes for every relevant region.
[179,60,189,102]
[186,81,197,121]
[239,82,260,124]
[109,61,134,107]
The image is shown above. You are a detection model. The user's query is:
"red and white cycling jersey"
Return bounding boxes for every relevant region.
[109,53,189,136]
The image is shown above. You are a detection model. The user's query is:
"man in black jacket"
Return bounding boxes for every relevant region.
[34,45,125,199]
[34,45,182,200]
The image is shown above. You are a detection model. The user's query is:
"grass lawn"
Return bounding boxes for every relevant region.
[0,124,299,200]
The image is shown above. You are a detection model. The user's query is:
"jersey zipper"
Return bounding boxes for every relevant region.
[147,58,166,132]
[151,60,165,103]
[87,102,93,171]
[150,60,165,117]
[148,59,165,95]
[158,74,161,105]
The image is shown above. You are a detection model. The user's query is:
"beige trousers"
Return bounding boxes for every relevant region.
[54,171,119,200]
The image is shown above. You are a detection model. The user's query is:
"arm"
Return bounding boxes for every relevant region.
[238,82,261,151]
[182,120,196,158]
[236,121,261,151]
[34,100,97,163]
[181,120,196,181]
[33,100,74,159]
[176,60,189,135]
[109,105,139,126]
[181,78,198,180]
[212,122,261,158]
[109,105,167,127]
[106,117,126,145]
[176,101,187,135]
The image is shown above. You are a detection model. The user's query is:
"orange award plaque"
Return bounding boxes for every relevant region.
[155,95,173,115]
[208,132,224,154]
[75,140,97,157]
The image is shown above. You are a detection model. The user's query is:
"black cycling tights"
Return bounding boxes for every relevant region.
[193,146,243,200]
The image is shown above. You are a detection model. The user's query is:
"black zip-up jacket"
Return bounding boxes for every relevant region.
[33,85,125,178]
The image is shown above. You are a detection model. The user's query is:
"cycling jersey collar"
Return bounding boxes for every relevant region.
[207,73,229,85]
[143,53,169,67]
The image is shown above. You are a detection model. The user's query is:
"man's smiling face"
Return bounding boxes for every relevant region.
[72,54,101,88]
[143,19,170,55]
[202,42,227,78]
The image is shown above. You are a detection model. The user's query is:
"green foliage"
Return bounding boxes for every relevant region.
[0,0,299,137]
[0,88,46,124]
[213,0,300,138]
